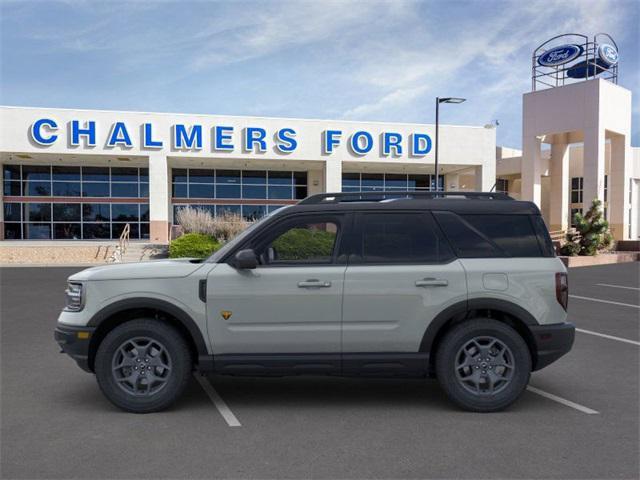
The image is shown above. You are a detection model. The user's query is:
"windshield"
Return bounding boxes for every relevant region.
[206,206,291,263]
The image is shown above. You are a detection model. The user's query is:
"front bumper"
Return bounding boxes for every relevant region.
[54,324,95,372]
[529,322,575,371]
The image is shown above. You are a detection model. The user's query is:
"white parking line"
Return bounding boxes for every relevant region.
[527,386,599,415]
[569,294,640,309]
[576,328,640,346]
[195,374,242,427]
[595,283,640,291]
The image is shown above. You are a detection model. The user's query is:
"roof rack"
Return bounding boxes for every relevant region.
[298,191,513,205]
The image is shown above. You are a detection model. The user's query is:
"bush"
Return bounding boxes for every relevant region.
[176,207,250,243]
[559,199,614,256]
[169,233,220,259]
[272,228,335,261]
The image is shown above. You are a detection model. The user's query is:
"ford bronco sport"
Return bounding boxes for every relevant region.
[55,191,574,413]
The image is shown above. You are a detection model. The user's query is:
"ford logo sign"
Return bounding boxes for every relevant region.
[538,44,583,67]
[598,44,618,67]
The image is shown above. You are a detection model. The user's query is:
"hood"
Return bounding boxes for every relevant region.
[69,258,206,281]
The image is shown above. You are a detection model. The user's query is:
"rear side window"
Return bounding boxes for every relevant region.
[461,214,542,257]
[531,215,555,257]
[433,211,501,258]
[355,212,454,264]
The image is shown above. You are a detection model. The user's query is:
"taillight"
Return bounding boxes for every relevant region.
[555,272,568,311]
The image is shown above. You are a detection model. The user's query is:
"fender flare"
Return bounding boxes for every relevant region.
[419,298,538,353]
[87,297,209,357]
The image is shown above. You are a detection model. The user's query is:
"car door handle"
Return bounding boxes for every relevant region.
[415,278,448,287]
[297,280,332,288]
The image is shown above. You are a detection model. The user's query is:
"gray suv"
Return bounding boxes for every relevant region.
[55,191,574,413]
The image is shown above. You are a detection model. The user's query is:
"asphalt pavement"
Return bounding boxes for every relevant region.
[1,262,638,479]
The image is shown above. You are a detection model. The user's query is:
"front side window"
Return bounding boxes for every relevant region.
[258,217,340,265]
[355,212,453,264]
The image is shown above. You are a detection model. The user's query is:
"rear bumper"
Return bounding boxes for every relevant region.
[54,324,95,373]
[529,322,575,371]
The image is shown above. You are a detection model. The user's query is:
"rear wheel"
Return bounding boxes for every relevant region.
[95,319,192,413]
[435,318,531,412]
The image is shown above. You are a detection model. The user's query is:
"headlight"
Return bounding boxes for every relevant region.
[64,282,84,312]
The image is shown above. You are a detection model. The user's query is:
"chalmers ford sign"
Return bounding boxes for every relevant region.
[29,118,434,157]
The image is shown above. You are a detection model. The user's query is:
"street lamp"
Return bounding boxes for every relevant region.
[435,97,466,192]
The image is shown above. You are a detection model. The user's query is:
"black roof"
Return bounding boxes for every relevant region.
[278,191,541,216]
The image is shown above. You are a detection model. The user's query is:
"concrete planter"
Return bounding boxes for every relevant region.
[559,252,639,268]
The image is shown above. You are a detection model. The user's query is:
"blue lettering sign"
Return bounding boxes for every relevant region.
[71,120,96,147]
[275,128,297,153]
[143,123,163,148]
[411,133,432,156]
[30,118,58,145]
[107,122,133,147]
[350,131,373,155]
[244,127,267,152]
[214,126,234,150]
[382,132,403,156]
[323,130,342,154]
[173,124,203,150]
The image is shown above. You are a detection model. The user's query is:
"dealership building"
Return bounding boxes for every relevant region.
[0,34,638,245]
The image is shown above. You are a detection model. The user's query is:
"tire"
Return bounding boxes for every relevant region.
[435,318,531,412]
[95,319,192,413]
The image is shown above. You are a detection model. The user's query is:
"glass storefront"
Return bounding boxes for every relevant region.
[171,168,307,223]
[3,165,149,240]
[342,172,445,192]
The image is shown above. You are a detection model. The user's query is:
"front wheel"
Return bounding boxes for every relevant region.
[95,319,192,413]
[435,318,531,412]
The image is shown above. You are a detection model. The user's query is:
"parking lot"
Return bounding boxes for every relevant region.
[1,262,638,479]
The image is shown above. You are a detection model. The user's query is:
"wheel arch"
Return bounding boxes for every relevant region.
[421,299,539,373]
[87,298,209,372]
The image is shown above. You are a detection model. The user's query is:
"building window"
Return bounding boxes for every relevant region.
[341,173,444,192]
[496,178,509,194]
[570,177,583,203]
[3,164,149,240]
[170,168,306,223]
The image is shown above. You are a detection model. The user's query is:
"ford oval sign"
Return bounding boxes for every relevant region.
[598,44,618,67]
[538,44,583,67]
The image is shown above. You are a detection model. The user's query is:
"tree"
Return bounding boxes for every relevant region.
[560,199,614,256]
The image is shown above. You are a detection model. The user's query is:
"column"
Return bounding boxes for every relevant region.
[609,134,631,240]
[521,135,543,206]
[549,135,570,231]
[324,159,342,193]
[582,126,606,209]
[445,172,460,191]
[0,166,4,240]
[148,153,170,244]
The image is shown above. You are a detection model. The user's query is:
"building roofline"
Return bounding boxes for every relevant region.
[0,104,489,130]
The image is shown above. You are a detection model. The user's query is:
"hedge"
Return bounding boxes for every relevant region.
[169,233,220,259]
[272,228,335,261]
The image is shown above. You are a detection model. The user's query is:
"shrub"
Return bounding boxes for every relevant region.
[210,211,251,243]
[169,233,220,259]
[176,207,250,243]
[272,228,336,261]
[560,199,614,256]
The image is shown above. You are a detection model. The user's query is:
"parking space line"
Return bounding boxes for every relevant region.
[595,283,640,291]
[569,294,639,309]
[195,374,242,427]
[526,386,599,415]
[576,327,640,346]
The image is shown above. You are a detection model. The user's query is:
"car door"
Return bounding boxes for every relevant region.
[206,213,348,362]
[341,211,467,368]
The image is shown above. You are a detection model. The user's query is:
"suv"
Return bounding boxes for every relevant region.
[55,191,574,413]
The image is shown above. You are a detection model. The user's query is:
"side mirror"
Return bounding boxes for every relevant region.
[232,249,258,270]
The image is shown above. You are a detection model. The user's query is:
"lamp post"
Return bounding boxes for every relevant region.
[435,97,466,192]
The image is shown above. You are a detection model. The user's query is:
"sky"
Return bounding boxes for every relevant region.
[1,0,638,148]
